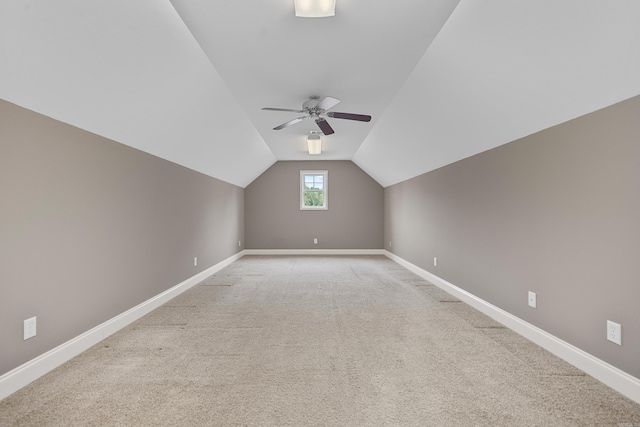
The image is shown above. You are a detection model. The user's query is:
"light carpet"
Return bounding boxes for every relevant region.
[2,255,640,426]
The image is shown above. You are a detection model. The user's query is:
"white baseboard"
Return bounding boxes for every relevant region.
[383,250,640,405]
[0,251,244,402]
[244,249,386,256]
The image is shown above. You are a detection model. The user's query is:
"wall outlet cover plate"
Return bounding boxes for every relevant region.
[528,291,537,308]
[24,317,37,340]
[607,320,622,345]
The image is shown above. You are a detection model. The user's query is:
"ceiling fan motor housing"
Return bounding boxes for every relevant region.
[303,97,321,111]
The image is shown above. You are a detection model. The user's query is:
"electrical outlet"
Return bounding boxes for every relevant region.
[433,257,437,267]
[607,320,622,345]
[238,240,242,247]
[24,317,37,340]
[528,291,537,308]
[389,240,392,248]
[313,238,318,245]
[194,257,197,266]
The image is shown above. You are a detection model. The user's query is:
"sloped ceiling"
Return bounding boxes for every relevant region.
[353,1,640,186]
[1,1,639,188]
[0,1,275,188]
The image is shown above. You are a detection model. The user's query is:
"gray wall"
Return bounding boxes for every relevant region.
[245,161,383,249]
[385,95,640,378]
[0,99,244,376]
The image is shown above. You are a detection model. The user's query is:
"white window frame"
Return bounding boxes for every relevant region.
[300,170,328,210]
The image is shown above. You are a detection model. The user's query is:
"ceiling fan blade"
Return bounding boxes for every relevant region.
[326,112,372,122]
[315,118,335,135]
[316,96,341,112]
[262,107,305,113]
[273,116,307,130]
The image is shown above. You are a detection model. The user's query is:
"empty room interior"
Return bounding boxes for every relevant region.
[1,0,640,424]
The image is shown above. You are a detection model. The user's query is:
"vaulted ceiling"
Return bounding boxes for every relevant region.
[1,1,639,188]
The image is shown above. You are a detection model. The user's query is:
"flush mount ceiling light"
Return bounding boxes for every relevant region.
[307,131,322,155]
[294,0,336,18]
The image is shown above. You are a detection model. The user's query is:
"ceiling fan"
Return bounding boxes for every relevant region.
[262,95,371,135]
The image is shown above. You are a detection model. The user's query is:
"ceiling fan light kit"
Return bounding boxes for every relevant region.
[294,0,336,18]
[262,95,371,136]
[307,132,322,155]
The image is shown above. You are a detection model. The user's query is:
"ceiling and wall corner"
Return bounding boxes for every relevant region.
[1,1,639,188]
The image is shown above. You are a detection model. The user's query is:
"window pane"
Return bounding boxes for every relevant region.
[304,191,324,206]
[304,174,324,190]
[305,176,314,188]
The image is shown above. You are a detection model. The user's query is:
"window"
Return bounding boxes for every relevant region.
[300,170,328,210]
